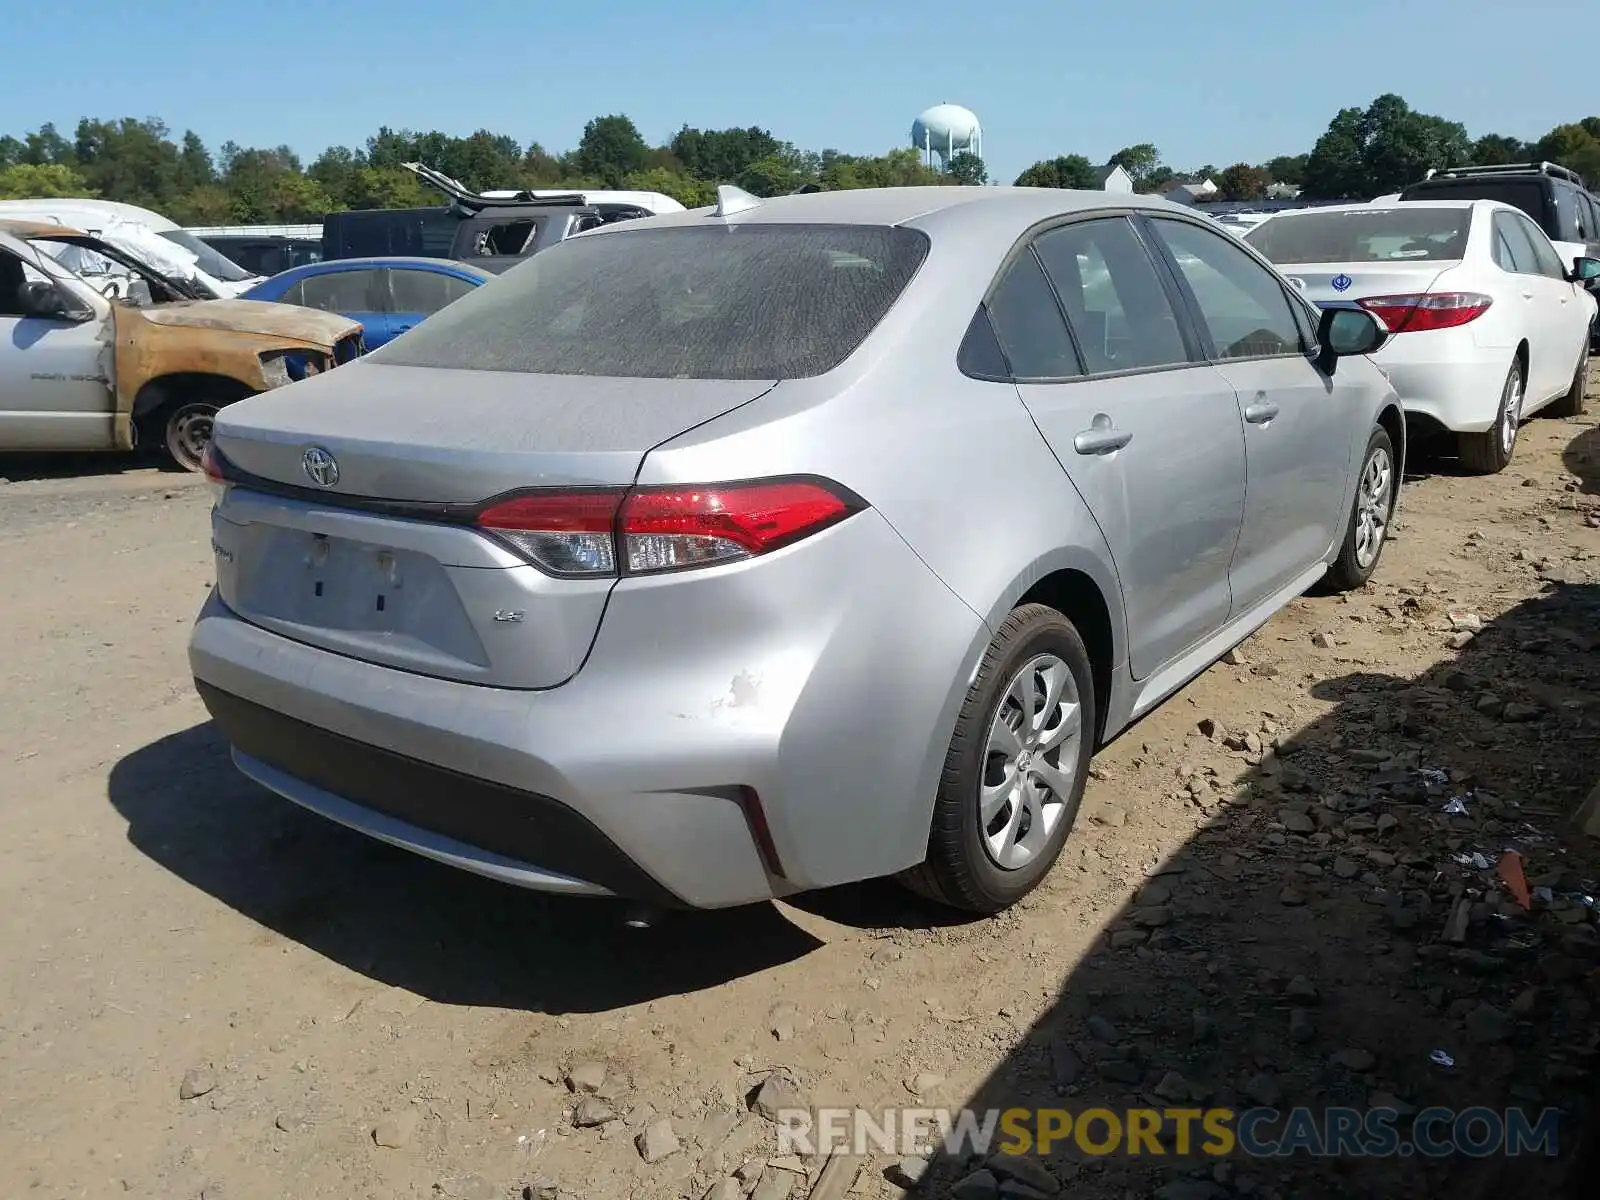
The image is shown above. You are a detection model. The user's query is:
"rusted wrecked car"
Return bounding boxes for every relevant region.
[0,219,364,471]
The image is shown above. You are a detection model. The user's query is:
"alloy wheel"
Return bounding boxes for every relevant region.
[979,653,1082,870]
[1353,444,1392,570]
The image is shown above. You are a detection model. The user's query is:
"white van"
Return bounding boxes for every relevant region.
[0,198,261,299]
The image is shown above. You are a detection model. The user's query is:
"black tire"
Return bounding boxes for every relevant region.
[1547,336,1590,419]
[1458,359,1523,475]
[159,399,220,473]
[1325,425,1397,592]
[899,604,1096,914]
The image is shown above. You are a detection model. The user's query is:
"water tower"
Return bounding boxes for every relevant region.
[911,103,982,169]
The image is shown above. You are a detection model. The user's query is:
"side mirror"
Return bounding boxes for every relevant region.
[125,279,154,307]
[1316,306,1388,373]
[17,280,68,319]
[1569,256,1600,284]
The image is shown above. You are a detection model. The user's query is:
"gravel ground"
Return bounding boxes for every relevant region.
[2,376,1600,1200]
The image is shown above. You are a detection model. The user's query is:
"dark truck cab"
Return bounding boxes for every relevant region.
[321,163,656,274]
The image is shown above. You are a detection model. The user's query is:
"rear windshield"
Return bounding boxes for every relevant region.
[371,223,931,379]
[1401,179,1548,230]
[1245,208,1470,264]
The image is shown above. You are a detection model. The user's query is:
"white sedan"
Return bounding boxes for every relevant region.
[1246,199,1599,472]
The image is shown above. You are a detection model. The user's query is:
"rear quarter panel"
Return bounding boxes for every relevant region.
[637,212,1130,874]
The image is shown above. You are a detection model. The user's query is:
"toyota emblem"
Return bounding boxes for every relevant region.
[302,446,340,487]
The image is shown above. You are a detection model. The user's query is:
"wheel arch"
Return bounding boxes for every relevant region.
[1376,401,1406,493]
[132,372,256,428]
[972,549,1127,748]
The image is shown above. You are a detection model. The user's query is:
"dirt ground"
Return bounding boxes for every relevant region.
[4,377,1600,1200]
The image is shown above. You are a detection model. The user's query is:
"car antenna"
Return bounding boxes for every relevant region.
[713,184,762,218]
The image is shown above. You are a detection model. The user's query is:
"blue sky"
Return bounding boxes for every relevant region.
[6,0,1594,185]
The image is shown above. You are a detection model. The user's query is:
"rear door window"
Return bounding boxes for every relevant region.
[373,223,930,379]
[1574,192,1600,244]
[984,250,1081,380]
[298,268,385,313]
[1553,186,1582,243]
[1493,213,1538,274]
[1514,213,1567,279]
[387,268,480,314]
[1033,218,1191,372]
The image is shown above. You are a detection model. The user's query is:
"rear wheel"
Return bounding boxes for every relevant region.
[1546,336,1590,419]
[1458,359,1523,475]
[899,604,1096,914]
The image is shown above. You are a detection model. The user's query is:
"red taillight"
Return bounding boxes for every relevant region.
[620,480,856,573]
[474,478,862,577]
[1358,292,1492,333]
[476,491,624,576]
[201,441,224,483]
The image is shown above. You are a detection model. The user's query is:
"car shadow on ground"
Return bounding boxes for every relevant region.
[905,576,1600,1200]
[106,721,826,1014]
[0,449,180,483]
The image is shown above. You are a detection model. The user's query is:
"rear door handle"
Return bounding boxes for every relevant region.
[1244,401,1280,424]
[1072,416,1133,455]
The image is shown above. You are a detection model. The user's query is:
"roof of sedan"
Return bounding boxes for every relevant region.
[1263,199,1508,217]
[631,186,1185,229]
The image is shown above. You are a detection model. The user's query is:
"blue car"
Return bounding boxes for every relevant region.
[240,256,493,349]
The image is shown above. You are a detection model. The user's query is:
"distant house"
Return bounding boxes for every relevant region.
[1161,178,1219,206]
[1093,164,1135,194]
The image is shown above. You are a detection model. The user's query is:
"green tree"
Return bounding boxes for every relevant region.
[23,123,75,166]
[1109,143,1165,190]
[1304,95,1469,199]
[947,151,987,186]
[670,126,782,182]
[344,167,431,210]
[308,145,364,205]
[1265,154,1308,185]
[576,115,649,187]
[737,155,802,196]
[1014,155,1098,189]
[1533,123,1600,184]
[72,117,181,210]
[0,162,95,200]
[0,136,24,168]
[1471,134,1527,165]
[175,130,215,194]
[1217,162,1269,201]
[1303,106,1366,197]
[622,166,714,208]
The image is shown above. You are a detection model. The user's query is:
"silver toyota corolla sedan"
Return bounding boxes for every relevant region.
[190,185,1403,914]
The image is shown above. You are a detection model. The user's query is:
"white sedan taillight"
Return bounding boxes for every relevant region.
[1357,292,1492,333]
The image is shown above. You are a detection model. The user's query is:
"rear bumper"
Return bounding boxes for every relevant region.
[1374,344,1508,434]
[188,507,989,909]
[197,680,678,904]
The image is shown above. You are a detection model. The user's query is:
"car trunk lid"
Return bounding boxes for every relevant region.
[207,362,776,689]
[1276,262,1458,310]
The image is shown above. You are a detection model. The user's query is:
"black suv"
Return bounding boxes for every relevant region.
[321,163,654,273]
[1399,162,1600,273]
